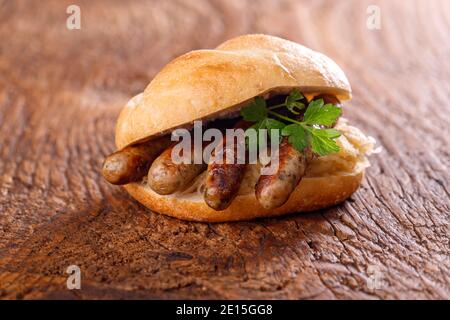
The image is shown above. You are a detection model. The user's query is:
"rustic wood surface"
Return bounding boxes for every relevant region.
[0,0,449,300]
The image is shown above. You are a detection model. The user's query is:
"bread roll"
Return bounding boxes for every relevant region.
[110,34,377,222]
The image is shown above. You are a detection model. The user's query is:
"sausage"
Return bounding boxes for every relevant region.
[255,137,312,209]
[204,162,245,210]
[148,144,207,195]
[254,94,339,208]
[102,137,171,185]
[203,121,249,211]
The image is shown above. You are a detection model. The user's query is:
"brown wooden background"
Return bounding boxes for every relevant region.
[0,0,449,299]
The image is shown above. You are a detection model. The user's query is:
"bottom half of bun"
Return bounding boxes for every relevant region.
[124,170,363,222]
[121,119,377,222]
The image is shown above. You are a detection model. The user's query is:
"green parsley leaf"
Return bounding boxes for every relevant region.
[285,89,305,114]
[264,118,285,130]
[247,118,284,145]
[320,128,341,139]
[303,99,342,126]
[240,90,342,157]
[264,118,285,141]
[307,128,341,156]
[240,97,267,121]
[286,89,303,103]
[286,101,305,114]
[282,124,309,151]
[244,118,282,152]
[248,118,285,132]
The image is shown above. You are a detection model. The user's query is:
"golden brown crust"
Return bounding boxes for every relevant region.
[115,34,352,149]
[124,171,363,222]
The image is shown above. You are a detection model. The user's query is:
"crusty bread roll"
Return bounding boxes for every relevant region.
[113,34,376,222]
[115,34,351,149]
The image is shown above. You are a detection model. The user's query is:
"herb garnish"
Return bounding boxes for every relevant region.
[240,89,342,156]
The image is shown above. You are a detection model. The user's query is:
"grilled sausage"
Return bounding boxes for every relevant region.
[255,137,312,209]
[102,137,171,185]
[148,144,207,195]
[254,94,339,208]
[203,121,249,210]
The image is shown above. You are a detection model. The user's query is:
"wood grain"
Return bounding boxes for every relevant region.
[0,0,449,299]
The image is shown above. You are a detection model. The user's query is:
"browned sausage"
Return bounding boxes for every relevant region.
[203,120,249,211]
[102,137,171,185]
[254,94,339,208]
[255,137,313,209]
[148,144,207,195]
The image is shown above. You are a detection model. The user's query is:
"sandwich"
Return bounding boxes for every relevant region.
[102,34,377,222]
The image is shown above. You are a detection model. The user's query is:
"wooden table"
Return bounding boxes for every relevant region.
[0,0,449,299]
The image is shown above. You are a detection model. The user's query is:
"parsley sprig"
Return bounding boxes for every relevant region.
[240,89,342,156]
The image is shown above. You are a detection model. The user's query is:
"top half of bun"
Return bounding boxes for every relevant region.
[115,34,352,149]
